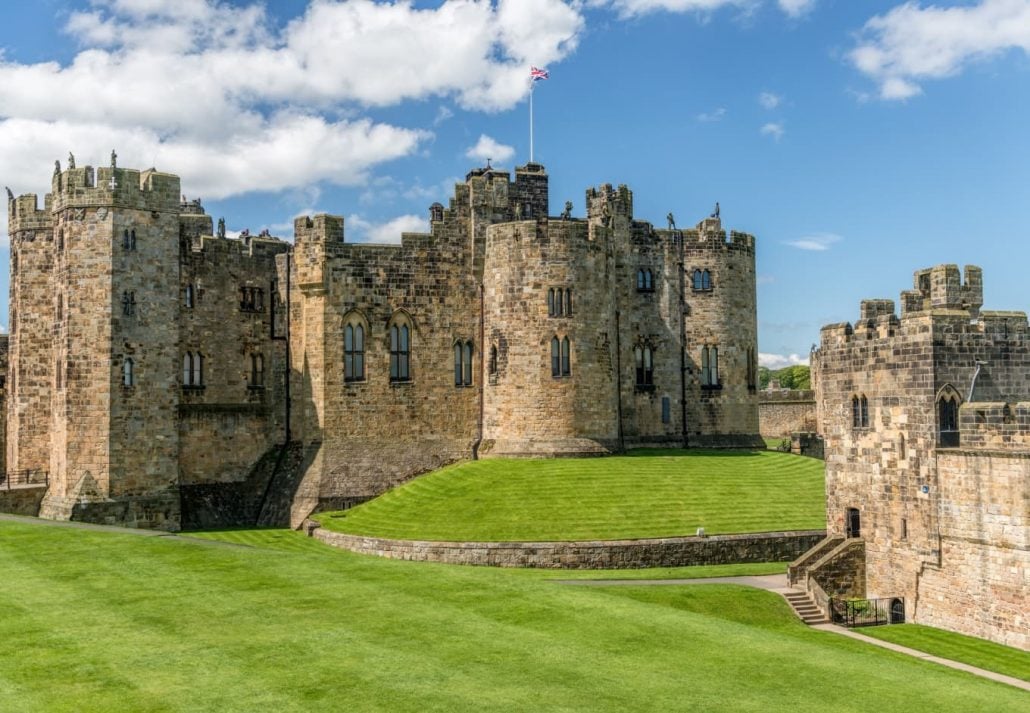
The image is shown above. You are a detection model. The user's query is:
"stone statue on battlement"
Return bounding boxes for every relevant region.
[217,218,226,238]
[712,202,720,219]
[5,187,12,202]
[110,149,117,169]
[562,201,572,220]
[667,212,675,231]
[68,153,76,170]
[54,160,61,175]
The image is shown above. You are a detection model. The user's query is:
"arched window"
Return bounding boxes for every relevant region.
[635,345,654,387]
[184,352,192,386]
[130,229,137,250]
[121,291,136,316]
[701,347,710,386]
[344,323,365,382]
[489,345,498,375]
[564,289,572,316]
[693,270,703,290]
[561,336,571,376]
[852,395,870,428]
[551,336,561,377]
[861,395,869,427]
[746,348,757,390]
[185,284,194,309]
[938,392,960,447]
[122,229,131,250]
[547,288,556,317]
[702,270,712,290]
[463,341,473,386]
[250,353,264,388]
[637,269,654,292]
[390,322,411,382]
[123,358,135,387]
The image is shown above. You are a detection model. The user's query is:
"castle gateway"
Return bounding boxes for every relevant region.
[4,159,761,530]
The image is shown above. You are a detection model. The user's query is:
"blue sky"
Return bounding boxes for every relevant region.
[2,0,1029,367]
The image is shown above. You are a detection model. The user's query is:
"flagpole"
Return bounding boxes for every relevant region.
[529,81,535,163]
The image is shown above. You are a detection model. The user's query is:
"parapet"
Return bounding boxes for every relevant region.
[295,214,345,245]
[957,402,1030,451]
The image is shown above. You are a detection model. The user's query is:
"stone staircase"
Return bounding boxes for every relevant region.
[782,590,830,625]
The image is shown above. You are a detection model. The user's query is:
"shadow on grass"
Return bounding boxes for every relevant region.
[623,449,767,458]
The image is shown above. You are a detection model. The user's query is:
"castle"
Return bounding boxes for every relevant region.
[791,265,1029,650]
[3,156,761,530]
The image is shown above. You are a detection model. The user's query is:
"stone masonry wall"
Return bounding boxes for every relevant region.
[811,264,1030,647]
[312,526,825,569]
[916,450,1029,649]
[759,389,817,438]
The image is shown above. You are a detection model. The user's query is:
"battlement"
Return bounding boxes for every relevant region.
[8,193,52,232]
[956,402,1030,451]
[902,264,983,316]
[192,233,289,261]
[43,160,182,214]
[586,183,633,225]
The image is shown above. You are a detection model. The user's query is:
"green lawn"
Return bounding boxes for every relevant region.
[861,624,1030,682]
[0,521,1026,712]
[318,449,826,541]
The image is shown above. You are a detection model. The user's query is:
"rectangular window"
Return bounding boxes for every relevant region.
[662,396,671,424]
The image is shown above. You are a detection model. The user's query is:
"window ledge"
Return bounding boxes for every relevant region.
[390,379,414,387]
[182,385,206,391]
[635,384,656,393]
[692,287,714,293]
[247,385,265,391]
[700,384,723,391]
[344,378,366,385]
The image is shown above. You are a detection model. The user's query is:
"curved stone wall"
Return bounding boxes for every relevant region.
[309,525,826,569]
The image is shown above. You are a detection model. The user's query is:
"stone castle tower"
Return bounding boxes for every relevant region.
[5,156,761,530]
[792,264,1028,649]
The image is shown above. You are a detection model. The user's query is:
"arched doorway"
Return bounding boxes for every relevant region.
[890,598,905,624]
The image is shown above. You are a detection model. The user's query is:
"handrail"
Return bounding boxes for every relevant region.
[1,469,49,491]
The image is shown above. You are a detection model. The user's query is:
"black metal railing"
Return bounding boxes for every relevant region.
[1,469,49,491]
[829,597,905,628]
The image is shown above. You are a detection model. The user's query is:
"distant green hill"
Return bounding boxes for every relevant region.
[318,449,826,542]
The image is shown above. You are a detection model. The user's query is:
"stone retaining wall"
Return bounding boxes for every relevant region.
[309,526,826,569]
[758,390,816,438]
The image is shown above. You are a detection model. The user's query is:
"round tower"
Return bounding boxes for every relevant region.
[683,217,761,447]
[480,217,619,457]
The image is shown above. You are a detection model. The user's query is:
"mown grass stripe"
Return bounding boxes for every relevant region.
[319,449,826,541]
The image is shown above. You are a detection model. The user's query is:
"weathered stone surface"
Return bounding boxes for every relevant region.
[805,264,1030,650]
[5,160,763,532]
[759,389,816,437]
[310,525,825,569]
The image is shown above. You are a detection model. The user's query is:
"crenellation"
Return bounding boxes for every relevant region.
[5,157,762,532]
[803,262,1030,649]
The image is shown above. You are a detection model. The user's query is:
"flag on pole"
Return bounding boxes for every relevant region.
[530,66,550,82]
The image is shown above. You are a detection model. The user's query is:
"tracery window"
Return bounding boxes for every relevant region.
[249,353,264,388]
[389,318,411,383]
[123,358,135,387]
[344,322,365,382]
[635,344,654,387]
[637,268,654,292]
[183,351,204,387]
[700,345,719,387]
[852,395,870,428]
[454,340,474,387]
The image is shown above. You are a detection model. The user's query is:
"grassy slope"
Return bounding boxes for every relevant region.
[319,450,825,541]
[1,523,1026,713]
[861,624,1030,682]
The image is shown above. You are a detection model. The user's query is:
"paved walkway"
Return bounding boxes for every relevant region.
[557,573,1030,693]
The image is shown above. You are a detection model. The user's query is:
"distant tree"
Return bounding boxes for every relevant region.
[758,366,772,390]
[759,365,810,390]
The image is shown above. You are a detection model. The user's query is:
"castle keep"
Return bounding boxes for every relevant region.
[792,265,1029,649]
[4,158,761,530]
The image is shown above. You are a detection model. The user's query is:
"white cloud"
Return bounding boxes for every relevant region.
[759,352,810,369]
[607,0,753,18]
[777,0,817,18]
[465,135,516,165]
[0,0,586,202]
[346,214,430,245]
[760,122,785,140]
[758,91,782,109]
[850,0,1030,101]
[696,107,727,122]
[784,232,842,251]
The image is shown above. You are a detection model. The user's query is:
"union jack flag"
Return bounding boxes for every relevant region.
[530,66,550,82]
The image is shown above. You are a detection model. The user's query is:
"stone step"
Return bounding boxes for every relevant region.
[782,590,827,626]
